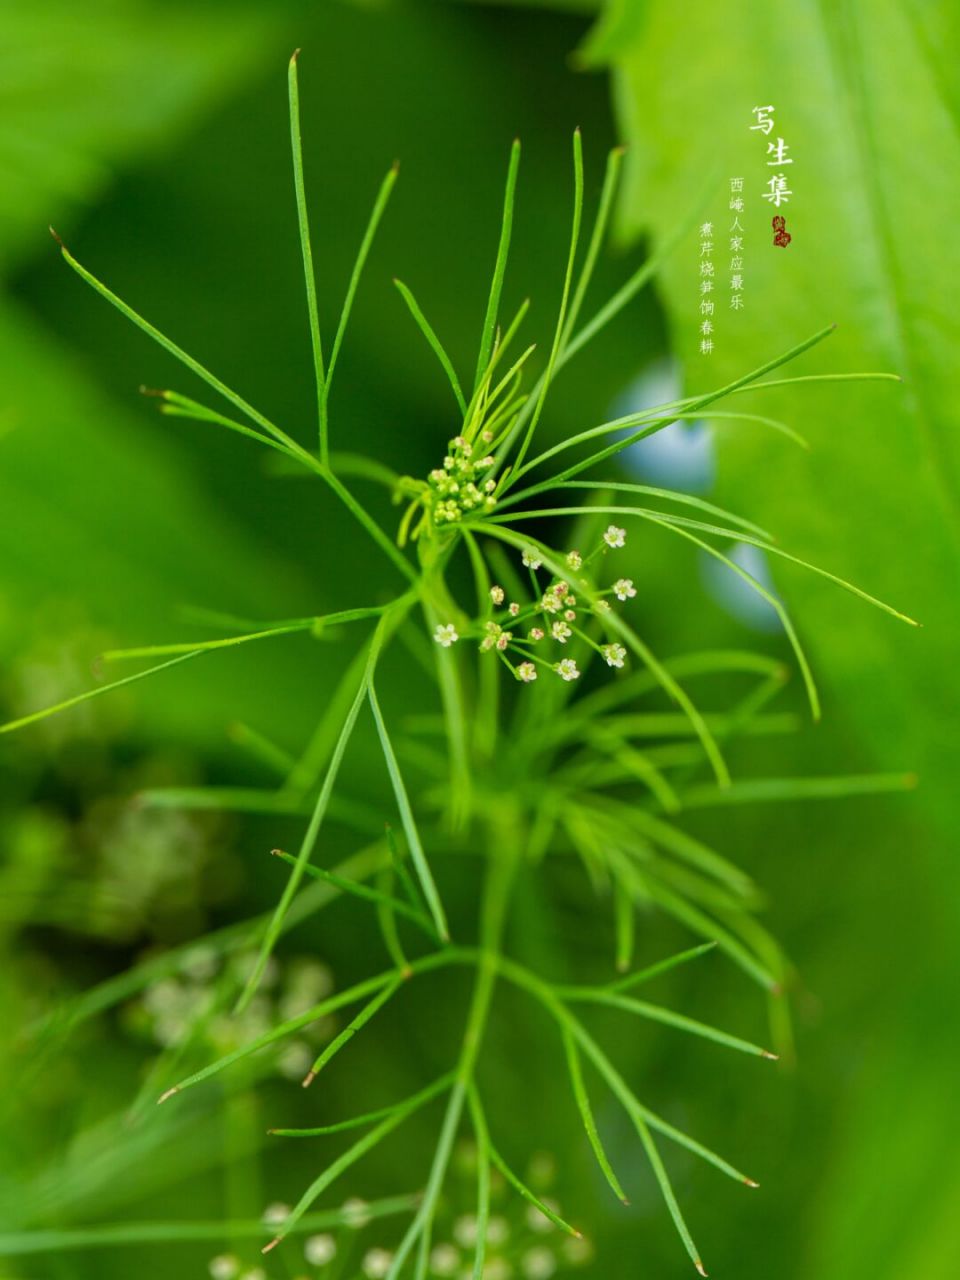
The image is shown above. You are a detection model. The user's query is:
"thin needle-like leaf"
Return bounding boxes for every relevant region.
[104,605,386,661]
[604,942,718,994]
[393,279,466,414]
[263,1071,454,1252]
[0,1196,420,1255]
[161,950,462,1104]
[678,772,918,809]
[52,237,418,583]
[496,480,771,540]
[614,876,634,974]
[563,990,777,1060]
[301,974,406,1087]
[386,823,430,918]
[326,163,399,395]
[287,50,327,460]
[270,848,437,938]
[505,322,839,496]
[0,651,202,736]
[512,129,584,475]
[467,1086,492,1280]
[488,1142,583,1239]
[475,139,521,392]
[729,371,901,395]
[152,389,309,463]
[269,1071,457,1137]
[369,682,450,941]
[52,232,311,465]
[376,861,412,976]
[562,144,624,346]
[238,619,389,1011]
[493,953,760,1190]
[561,1022,630,1204]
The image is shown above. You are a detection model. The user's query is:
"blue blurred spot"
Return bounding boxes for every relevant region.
[612,360,715,495]
[700,542,783,634]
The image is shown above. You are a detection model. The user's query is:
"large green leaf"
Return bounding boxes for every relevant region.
[588,3,959,1275]
[0,0,287,273]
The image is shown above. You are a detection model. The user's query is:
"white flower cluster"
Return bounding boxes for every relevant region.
[133,952,332,1082]
[427,435,498,525]
[430,527,636,687]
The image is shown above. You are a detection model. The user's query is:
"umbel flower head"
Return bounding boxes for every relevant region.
[19,51,917,1280]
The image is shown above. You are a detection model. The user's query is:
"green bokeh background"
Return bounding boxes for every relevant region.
[1,2,955,1278]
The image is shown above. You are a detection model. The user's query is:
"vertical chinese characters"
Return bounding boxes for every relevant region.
[698,220,714,355]
[751,105,795,243]
[729,177,745,312]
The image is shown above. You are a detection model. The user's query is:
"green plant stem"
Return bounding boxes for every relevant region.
[288,50,327,461]
[385,827,518,1279]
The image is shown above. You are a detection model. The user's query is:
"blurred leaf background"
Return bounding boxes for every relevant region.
[0,2,954,1278]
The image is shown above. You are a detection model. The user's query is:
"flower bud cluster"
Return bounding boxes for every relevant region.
[427,436,498,525]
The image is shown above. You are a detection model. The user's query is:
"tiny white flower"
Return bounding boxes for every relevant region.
[443,455,455,470]
[362,1248,393,1279]
[529,627,544,641]
[429,1243,461,1276]
[485,1261,514,1280]
[517,662,537,683]
[433,623,459,648]
[522,1246,557,1279]
[481,429,494,443]
[614,577,636,601]
[601,643,627,669]
[451,435,467,450]
[564,594,576,607]
[277,1039,313,1080]
[304,1234,337,1265]
[555,659,580,682]
[541,593,561,614]
[486,1216,510,1246]
[341,1198,371,1229]
[479,455,496,468]
[603,524,626,549]
[551,621,572,644]
[180,946,218,981]
[480,621,501,652]
[563,609,576,623]
[484,478,496,493]
[262,1202,290,1226]
[209,1256,240,1280]
[562,1236,594,1267]
[453,1214,478,1247]
[566,550,582,570]
[522,547,543,570]
[490,585,505,606]
[528,1151,557,1187]
[495,631,513,651]
[239,1269,266,1280]
[595,599,612,613]
[509,601,520,617]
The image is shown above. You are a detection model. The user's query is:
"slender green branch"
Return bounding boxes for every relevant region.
[369,682,450,941]
[394,279,467,415]
[326,163,399,396]
[475,139,521,392]
[270,848,437,938]
[288,50,327,461]
[0,651,203,736]
[512,129,584,476]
